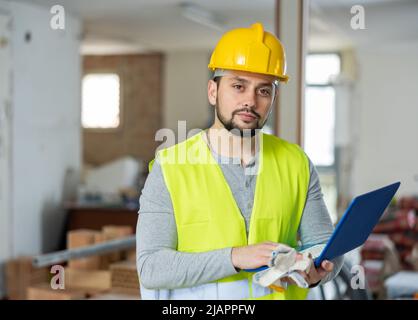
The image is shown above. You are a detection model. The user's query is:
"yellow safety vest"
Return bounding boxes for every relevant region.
[141,131,310,300]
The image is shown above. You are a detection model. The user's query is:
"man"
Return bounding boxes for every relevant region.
[136,22,343,300]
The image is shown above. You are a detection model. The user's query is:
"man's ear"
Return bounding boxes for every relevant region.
[207,79,218,106]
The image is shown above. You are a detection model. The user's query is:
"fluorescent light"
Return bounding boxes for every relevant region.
[180,2,225,31]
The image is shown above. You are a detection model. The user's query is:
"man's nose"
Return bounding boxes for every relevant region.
[242,90,257,108]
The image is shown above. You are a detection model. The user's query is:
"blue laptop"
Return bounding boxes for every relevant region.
[245,181,401,272]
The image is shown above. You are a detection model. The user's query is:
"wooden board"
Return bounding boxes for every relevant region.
[6,257,49,300]
[88,291,140,300]
[66,268,112,291]
[27,283,87,300]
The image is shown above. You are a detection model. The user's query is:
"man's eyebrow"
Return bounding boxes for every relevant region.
[229,76,249,84]
[229,77,272,87]
[257,82,274,87]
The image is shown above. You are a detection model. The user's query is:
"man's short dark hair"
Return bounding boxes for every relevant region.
[213,76,221,89]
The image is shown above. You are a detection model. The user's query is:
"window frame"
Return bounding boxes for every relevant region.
[81,70,124,133]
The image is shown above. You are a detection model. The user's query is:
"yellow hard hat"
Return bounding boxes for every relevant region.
[208,22,289,82]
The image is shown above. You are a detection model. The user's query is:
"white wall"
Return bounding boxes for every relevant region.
[0,2,12,299]
[9,1,82,260]
[163,50,211,141]
[351,42,418,197]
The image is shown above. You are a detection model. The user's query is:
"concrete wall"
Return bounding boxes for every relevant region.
[9,1,82,258]
[0,1,11,299]
[163,50,212,142]
[351,42,418,197]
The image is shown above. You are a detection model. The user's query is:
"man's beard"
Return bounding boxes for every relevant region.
[215,102,266,138]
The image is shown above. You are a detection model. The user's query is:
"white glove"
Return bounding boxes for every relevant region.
[253,244,326,290]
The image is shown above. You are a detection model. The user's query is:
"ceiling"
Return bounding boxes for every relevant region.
[13,0,418,54]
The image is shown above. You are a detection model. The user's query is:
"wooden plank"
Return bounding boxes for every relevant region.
[88,290,140,300]
[106,287,140,298]
[27,283,87,300]
[6,257,48,300]
[66,268,111,291]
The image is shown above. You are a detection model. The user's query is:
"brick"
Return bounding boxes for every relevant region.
[110,260,140,298]
[101,225,134,263]
[67,229,101,270]
[83,54,163,166]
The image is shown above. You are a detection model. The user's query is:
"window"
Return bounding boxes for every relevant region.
[304,54,340,166]
[304,53,341,224]
[82,73,121,129]
[304,86,335,166]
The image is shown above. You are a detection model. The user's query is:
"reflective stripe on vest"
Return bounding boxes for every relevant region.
[142,131,310,300]
[141,279,273,300]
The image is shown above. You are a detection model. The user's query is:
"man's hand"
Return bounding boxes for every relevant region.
[231,241,280,270]
[282,257,334,287]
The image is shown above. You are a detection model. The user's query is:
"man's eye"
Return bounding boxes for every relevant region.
[258,88,272,97]
[233,84,244,91]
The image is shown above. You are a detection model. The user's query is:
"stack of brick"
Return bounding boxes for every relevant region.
[360,234,401,297]
[64,226,134,293]
[371,197,418,269]
[23,225,135,300]
[110,260,140,297]
[6,257,49,300]
[95,225,134,269]
[406,244,418,270]
[360,196,418,297]
[67,229,102,270]
[67,225,133,270]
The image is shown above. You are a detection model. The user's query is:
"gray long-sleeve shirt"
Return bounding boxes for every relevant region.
[136,136,343,290]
